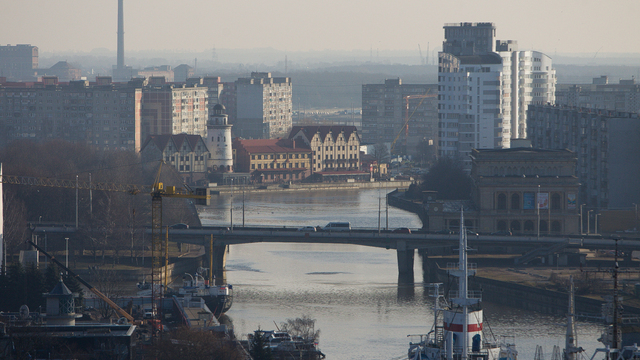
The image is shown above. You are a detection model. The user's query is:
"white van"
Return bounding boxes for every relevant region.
[322,222,351,232]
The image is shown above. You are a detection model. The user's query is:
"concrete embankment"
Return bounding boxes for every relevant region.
[425,256,640,316]
[209,180,413,195]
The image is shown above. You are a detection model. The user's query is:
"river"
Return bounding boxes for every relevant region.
[198,188,604,360]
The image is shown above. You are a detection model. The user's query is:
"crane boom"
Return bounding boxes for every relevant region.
[27,239,138,324]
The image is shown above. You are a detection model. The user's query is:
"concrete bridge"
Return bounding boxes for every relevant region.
[30,225,640,280]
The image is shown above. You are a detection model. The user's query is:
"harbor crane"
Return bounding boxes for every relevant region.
[1,161,210,324]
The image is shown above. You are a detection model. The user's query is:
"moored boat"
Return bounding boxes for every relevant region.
[408,209,518,360]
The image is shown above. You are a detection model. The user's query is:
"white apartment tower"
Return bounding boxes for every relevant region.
[205,104,233,172]
[438,23,555,169]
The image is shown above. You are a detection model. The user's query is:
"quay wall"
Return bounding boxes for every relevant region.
[210,180,412,195]
[387,189,426,228]
[429,263,640,317]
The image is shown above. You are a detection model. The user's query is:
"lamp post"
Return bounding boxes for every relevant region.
[595,213,601,235]
[230,179,233,232]
[587,210,593,235]
[242,181,245,228]
[580,204,586,235]
[537,185,540,242]
[633,203,638,232]
[65,237,69,275]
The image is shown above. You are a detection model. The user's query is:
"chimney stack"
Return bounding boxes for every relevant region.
[117,0,124,70]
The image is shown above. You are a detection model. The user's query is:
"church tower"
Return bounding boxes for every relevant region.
[206,104,233,172]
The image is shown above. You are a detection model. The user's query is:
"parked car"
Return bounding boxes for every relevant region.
[297,226,317,232]
[392,228,412,234]
[169,223,189,229]
[466,229,479,236]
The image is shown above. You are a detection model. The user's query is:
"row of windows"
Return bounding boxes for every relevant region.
[252,162,307,170]
[251,153,310,160]
[496,192,564,211]
[496,219,561,233]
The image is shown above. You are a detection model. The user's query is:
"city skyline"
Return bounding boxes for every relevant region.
[2,0,640,57]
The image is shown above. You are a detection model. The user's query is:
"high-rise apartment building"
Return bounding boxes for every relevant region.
[235,72,292,139]
[527,104,640,210]
[0,76,142,151]
[140,81,208,142]
[361,79,437,156]
[438,23,555,168]
[0,44,38,81]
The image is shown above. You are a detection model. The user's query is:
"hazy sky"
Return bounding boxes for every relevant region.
[3,0,639,56]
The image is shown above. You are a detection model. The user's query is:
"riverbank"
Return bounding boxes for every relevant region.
[208,180,413,195]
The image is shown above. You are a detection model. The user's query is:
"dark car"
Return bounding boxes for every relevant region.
[392,228,412,234]
[434,229,453,235]
[466,229,479,236]
[169,223,189,229]
[490,230,512,236]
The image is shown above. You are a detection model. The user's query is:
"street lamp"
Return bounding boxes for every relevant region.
[633,203,638,232]
[580,204,586,235]
[230,178,234,232]
[65,237,69,275]
[587,210,593,235]
[595,213,601,235]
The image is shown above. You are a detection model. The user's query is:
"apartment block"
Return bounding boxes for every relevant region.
[0,44,38,81]
[527,104,640,210]
[556,76,640,114]
[361,79,437,157]
[235,72,292,139]
[0,76,142,151]
[140,80,208,142]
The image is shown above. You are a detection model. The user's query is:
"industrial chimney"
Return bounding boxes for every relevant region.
[117,0,124,70]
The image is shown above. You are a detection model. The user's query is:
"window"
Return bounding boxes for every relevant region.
[511,193,520,210]
[551,193,561,210]
[497,193,507,210]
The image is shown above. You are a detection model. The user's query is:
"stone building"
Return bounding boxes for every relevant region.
[426,147,581,235]
[233,138,311,183]
[140,133,210,184]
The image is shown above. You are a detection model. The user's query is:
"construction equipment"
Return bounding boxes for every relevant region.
[1,161,210,326]
[390,91,437,155]
[27,239,141,325]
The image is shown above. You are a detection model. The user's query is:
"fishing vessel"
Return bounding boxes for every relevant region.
[408,209,518,360]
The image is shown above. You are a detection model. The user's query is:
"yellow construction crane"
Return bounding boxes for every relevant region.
[390,91,437,155]
[1,161,210,323]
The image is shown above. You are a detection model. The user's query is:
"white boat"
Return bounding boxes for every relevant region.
[408,209,518,360]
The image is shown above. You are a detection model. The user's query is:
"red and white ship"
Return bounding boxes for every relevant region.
[408,209,518,360]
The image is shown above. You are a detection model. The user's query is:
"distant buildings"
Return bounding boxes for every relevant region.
[0,76,142,151]
[235,72,292,139]
[361,79,437,157]
[438,22,555,169]
[527,104,640,210]
[556,76,640,114]
[0,44,38,81]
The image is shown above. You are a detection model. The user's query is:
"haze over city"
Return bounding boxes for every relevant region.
[3,0,640,59]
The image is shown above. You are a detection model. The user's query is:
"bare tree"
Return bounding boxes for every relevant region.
[89,268,127,320]
[3,190,29,263]
[279,314,321,342]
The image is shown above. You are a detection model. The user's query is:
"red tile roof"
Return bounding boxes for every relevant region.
[234,138,310,154]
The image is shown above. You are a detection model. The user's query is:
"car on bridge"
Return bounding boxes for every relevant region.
[297,226,317,232]
[433,229,453,235]
[392,228,411,234]
[169,223,189,229]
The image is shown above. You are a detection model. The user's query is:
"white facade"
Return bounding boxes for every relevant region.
[438,23,555,169]
[205,104,233,172]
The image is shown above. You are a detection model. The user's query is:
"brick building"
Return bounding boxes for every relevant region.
[233,138,311,183]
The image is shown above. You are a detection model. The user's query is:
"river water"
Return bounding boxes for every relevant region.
[198,188,604,360]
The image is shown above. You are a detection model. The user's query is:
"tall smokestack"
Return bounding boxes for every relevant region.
[117,0,124,70]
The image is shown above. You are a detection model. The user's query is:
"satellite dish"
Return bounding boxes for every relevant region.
[19,304,29,319]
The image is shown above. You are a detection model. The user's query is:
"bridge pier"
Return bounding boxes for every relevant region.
[396,240,415,278]
[204,237,228,285]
